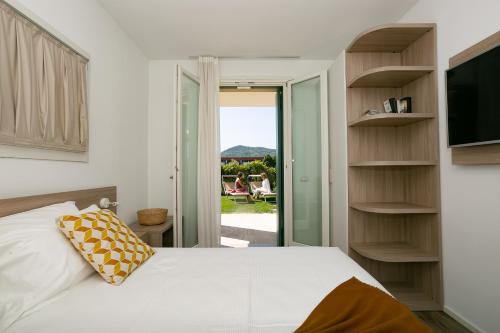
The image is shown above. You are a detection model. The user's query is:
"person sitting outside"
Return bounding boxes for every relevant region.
[235,172,252,202]
[252,172,272,199]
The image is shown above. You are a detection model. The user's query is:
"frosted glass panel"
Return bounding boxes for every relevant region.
[291,76,322,246]
[181,73,199,247]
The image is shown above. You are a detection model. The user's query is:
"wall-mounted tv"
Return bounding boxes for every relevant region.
[446,44,500,147]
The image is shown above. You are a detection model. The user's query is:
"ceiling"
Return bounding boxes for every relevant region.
[99,0,418,60]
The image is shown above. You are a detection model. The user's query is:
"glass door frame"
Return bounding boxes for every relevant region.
[219,79,287,247]
[175,65,200,248]
[284,71,329,247]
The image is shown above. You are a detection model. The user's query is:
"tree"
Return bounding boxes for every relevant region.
[262,154,276,168]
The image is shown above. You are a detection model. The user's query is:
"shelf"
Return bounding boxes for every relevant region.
[346,23,442,312]
[347,24,434,53]
[349,160,437,167]
[385,281,441,311]
[350,242,439,263]
[348,113,434,127]
[350,202,438,214]
[348,66,435,88]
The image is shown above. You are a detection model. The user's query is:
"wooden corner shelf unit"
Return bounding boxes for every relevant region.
[350,202,438,214]
[350,242,440,263]
[349,160,437,167]
[348,112,434,127]
[345,23,442,311]
[348,66,435,88]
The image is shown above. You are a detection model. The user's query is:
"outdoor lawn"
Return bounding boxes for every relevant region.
[221,196,277,214]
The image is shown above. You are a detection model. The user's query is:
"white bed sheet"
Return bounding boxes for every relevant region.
[7,247,386,333]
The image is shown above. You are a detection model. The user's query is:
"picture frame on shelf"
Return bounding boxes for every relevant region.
[398,97,412,113]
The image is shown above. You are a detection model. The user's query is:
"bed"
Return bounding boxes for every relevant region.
[0,187,427,332]
[7,247,385,333]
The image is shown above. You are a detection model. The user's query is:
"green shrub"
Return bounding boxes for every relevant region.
[221,159,277,190]
[222,160,241,176]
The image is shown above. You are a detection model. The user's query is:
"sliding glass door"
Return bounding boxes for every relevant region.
[285,72,329,246]
[175,66,200,247]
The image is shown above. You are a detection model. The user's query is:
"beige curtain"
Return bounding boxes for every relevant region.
[0,2,88,152]
[197,56,221,247]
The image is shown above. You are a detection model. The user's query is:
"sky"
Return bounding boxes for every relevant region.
[219,107,276,152]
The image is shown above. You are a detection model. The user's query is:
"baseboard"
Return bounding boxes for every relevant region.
[444,306,484,333]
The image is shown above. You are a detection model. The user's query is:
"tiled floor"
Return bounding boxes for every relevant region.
[220,213,277,247]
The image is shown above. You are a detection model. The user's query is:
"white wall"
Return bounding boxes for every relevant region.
[0,0,149,223]
[400,1,500,332]
[328,52,348,251]
[148,59,333,212]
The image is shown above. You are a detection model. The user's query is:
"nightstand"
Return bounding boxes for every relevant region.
[130,216,173,247]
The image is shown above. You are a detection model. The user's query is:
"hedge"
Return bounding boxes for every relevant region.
[221,160,276,191]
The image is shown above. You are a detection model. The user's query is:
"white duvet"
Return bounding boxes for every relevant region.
[7,247,386,333]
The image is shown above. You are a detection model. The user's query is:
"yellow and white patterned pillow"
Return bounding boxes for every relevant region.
[58,209,155,285]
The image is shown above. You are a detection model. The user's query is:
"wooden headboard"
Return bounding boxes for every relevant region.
[0,187,116,218]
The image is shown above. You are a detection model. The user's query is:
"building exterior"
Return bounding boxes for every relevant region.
[221,156,263,165]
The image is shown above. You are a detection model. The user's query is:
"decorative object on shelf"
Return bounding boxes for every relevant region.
[383,98,398,113]
[398,97,412,113]
[364,109,381,116]
[137,208,168,226]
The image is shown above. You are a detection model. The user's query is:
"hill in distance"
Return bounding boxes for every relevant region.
[221,145,276,157]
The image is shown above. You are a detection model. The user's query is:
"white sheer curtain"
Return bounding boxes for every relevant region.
[197,56,221,247]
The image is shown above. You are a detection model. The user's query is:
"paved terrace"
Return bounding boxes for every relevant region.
[220,213,277,247]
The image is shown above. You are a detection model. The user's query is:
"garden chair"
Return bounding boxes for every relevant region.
[221,176,250,203]
[248,175,276,202]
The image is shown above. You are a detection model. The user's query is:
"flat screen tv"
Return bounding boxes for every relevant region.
[446,44,500,147]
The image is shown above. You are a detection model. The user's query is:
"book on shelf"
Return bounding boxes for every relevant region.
[383,98,398,113]
[383,97,412,113]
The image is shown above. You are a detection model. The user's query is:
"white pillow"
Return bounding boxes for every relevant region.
[79,204,99,214]
[0,201,94,330]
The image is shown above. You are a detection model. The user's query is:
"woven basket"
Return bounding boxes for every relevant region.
[137,208,168,226]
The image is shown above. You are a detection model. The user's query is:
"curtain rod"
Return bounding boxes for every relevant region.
[188,56,301,60]
[1,0,90,61]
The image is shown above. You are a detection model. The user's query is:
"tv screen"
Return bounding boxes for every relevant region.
[446,44,500,147]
